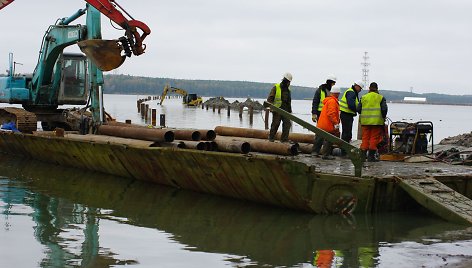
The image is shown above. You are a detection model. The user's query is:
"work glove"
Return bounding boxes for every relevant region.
[334,124,340,130]
[311,114,317,122]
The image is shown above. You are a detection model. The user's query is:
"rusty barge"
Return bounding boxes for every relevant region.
[0,102,471,225]
[1,120,472,225]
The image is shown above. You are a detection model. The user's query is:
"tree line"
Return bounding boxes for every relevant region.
[101,74,472,105]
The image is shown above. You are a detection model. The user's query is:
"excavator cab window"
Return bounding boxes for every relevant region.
[187,94,198,102]
[58,54,88,105]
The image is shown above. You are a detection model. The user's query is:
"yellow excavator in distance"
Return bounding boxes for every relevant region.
[159,84,203,106]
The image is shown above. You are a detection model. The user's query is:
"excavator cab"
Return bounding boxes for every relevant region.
[58,53,88,105]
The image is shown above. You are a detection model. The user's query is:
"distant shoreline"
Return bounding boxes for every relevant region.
[388,101,472,106]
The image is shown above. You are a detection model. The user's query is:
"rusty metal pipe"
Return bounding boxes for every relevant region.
[155,141,186,149]
[275,132,315,144]
[216,136,298,156]
[181,141,206,150]
[215,126,269,139]
[65,134,159,148]
[244,138,298,156]
[97,125,174,142]
[298,143,314,154]
[197,129,216,141]
[214,137,251,154]
[215,126,315,144]
[172,130,201,141]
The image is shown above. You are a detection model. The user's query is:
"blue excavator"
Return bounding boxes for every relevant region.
[0,0,151,132]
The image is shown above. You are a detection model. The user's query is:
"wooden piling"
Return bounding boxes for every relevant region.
[140,103,145,118]
[227,105,230,117]
[249,106,254,125]
[264,108,270,130]
[160,114,166,127]
[151,109,157,126]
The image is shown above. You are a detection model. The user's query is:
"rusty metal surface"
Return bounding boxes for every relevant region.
[215,126,315,144]
[216,136,298,156]
[97,125,174,142]
[213,137,250,154]
[0,107,37,133]
[77,39,125,71]
[197,129,216,141]
[0,131,378,214]
[170,129,201,141]
[399,176,472,224]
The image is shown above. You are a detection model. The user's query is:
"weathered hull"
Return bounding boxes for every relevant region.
[0,131,375,214]
[1,131,472,223]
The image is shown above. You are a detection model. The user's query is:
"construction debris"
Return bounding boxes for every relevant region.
[440,131,472,147]
[203,97,264,110]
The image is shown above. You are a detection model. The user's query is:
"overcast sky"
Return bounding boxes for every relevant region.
[1,0,471,94]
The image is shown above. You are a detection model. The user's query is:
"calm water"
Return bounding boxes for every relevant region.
[1,95,472,267]
[105,94,471,143]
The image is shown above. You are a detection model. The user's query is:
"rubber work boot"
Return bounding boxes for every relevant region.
[322,155,335,160]
[361,150,367,161]
[367,150,378,162]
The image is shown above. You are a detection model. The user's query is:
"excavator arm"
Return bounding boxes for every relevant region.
[159,84,188,105]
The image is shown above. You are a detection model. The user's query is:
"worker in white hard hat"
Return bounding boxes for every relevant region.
[266,73,292,142]
[311,75,337,122]
[339,80,364,154]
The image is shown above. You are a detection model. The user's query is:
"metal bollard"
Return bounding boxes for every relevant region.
[160,114,166,127]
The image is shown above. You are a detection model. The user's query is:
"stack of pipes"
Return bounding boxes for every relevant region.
[214,126,316,155]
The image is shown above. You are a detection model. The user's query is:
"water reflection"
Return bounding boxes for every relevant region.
[1,156,472,267]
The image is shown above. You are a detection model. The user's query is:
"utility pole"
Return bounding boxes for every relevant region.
[361,52,370,88]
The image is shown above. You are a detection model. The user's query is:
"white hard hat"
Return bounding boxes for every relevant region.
[331,87,341,94]
[283,72,293,82]
[327,75,337,82]
[354,80,364,89]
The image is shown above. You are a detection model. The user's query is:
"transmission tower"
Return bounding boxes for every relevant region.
[361,51,370,88]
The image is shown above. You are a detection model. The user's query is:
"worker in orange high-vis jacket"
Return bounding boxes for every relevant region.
[357,82,388,162]
[312,87,341,160]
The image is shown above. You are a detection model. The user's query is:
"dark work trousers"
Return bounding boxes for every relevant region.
[312,135,333,156]
[269,112,291,142]
[340,111,354,143]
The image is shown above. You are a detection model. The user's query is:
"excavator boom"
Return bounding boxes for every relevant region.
[0,0,151,72]
[0,0,14,11]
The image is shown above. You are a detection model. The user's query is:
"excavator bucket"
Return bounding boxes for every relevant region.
[77,39,126,71]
